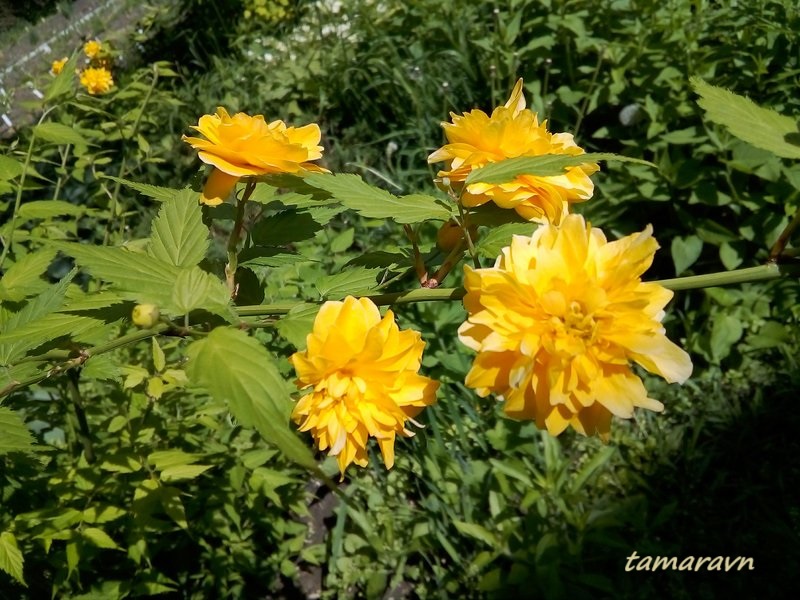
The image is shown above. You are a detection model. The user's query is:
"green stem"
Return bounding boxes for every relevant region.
[104,64,159,245]
[456,195,480,268]
[52,143,72,203]
[226,181,256,296]
[769,208,800,262]
[0,107,55,270]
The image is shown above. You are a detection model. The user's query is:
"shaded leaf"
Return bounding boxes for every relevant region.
[0,408,35,455]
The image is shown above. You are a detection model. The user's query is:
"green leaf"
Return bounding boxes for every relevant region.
[0,248,56,301]
[186,327,318,470]
[103,176,186,202]
[275,303,319,349]
[171,267,232,317]
[570,446,616,492]
[0,312,108,365]
[239,247,304,268]
[160,464,213,482]
[304,173,454,223]
[81,527,120,550]
[315,267,381,299]
[0,155,23,181]
[465,153,655,185]
[34,122,89,148]
[453,521,498,548]
[671,235,703,275]
[44,54,78,103]
[147,191,209,267]
[0,531,25,586]
[251,211,322,246]
[0,408,35,455]
[475,223,537,259]
[17,200,90,220]
[691,77,800,159]
[710,313,743,363]
[148,449,203,470]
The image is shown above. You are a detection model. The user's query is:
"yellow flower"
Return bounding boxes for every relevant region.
[458,214,692,439]
[84,39,102,59]
[51,57,68,75]
[79,67,114,95]
[428,79,599,224]
[290,296,439,476]
[182,107,327,206]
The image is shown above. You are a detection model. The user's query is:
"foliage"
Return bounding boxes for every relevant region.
[1,0,800,598]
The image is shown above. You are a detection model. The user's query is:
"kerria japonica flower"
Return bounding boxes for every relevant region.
[79,67,113,95]
[182,107,327,206]
[290,296,439,476]
[51,57,68,75]
[428,79,598,224]
[458,214,692,439]
[84,39,102,59]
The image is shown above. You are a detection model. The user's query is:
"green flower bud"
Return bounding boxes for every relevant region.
[132,304,160,328]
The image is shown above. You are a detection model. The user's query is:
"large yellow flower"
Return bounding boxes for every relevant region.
[428,79,598,224]
[84,40,102,59]
[458,214,692,439]
[290,296,439,476]
[182,107,327,206]
[79,67,113,95]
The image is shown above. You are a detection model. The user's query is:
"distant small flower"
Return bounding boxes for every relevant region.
[84,39,102,59]
[79,67,114,95]
[51,57,68,75]
[459,214,692,439]
[428,79,598,224]
[182,107,327,206]
[290,296,439,476]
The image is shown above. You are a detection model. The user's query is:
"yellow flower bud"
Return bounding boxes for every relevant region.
[436,220,479,252]
[132,304,160,328]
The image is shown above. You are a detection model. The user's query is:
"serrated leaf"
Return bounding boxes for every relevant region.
[315,267,381,299]
[275,303,319,349]
[18,200,88,220]
[185,327,317,470]
[152,338,165,372]
[0,532,25,586]
[251,211,322,246]
[239,247,303,268]
[0,408,35,455]
[34,122,88,147]
[81,527,119,550]
[0,312,109,365]
[692,77,800,159]
[475,223,537,259]
[0,248,56,301]
[160,487,188,529]
[147,191,209,267]
[305,173,454,223]
[0,155,23,181]
[465,153,654,185]
[171,267,232,316]
[103,176,185,202]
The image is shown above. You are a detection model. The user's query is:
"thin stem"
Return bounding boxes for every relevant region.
[66,373,95,464]
[0,107,55,270]
[403,224,428,285]
[425,242,465,289]
[52,143,72,203]
[104,64,159,245]
[456,200,480,268]
[769,208,800,262]
[226,181,256,296]
[573,48,604,140]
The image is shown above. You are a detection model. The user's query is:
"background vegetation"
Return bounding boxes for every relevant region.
[2,0,800,598]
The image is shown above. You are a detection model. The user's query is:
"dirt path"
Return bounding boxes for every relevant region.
[0,0,160,137]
